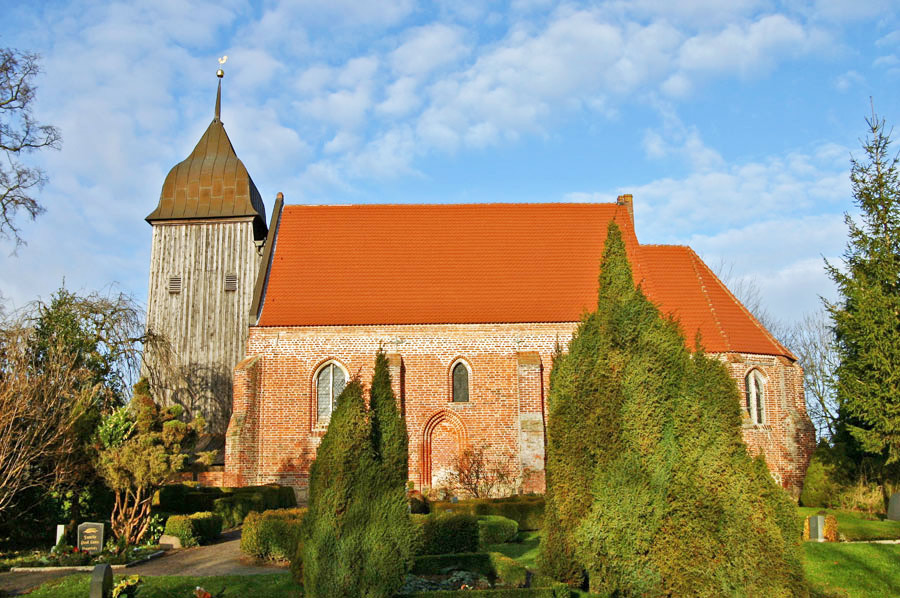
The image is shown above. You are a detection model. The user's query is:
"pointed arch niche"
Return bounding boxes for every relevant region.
[422,410,467,488]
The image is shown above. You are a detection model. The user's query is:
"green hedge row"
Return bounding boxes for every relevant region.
[240,508,306,561]
[401,589,570,598]
[413,513,479,555]
[155,484,296,528]
[163,511,223,547]
[411,552,528,588]
[430,496,544,531]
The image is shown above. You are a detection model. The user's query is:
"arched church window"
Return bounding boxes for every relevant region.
[452,361,470,403]
[316,361,347,423]
[744,369,766,425]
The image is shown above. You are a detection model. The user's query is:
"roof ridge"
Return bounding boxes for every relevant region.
[687,248,796,361]
[281,201,622,209]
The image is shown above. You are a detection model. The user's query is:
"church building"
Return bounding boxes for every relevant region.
[145,75,815,500]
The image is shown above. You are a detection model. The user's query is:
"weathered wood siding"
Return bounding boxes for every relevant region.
[145,218,262,433]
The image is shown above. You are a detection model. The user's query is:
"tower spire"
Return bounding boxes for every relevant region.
[215,55,227,122]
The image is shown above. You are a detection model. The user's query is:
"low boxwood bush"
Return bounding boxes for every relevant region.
[478,516,518,547]
[163,512,222,547]
[240,508,306,561]
[413,513,479,555]
[155,484,296,521]
[411,552,527,588]
[431,496,544,531]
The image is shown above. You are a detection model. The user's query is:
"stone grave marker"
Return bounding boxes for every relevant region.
[808,515,825,542]
[889,493,900,521]
[55,524,66,546]
[78,522,104,555]
[90,563,112,598]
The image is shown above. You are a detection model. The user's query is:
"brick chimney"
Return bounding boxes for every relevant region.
[616,193,634,221]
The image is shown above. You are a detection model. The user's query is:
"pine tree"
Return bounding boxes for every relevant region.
[540,222,807,596]
[826,113,900,481]
[370,348,408,483]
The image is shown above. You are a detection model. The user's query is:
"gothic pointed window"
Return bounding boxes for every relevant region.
[316,361,347,423]
[452,361,470,403]
[744,369,766,425]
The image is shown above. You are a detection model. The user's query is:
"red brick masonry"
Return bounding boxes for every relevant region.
[224,323,814,500]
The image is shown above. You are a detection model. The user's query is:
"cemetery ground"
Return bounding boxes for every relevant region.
[7,508,900,598]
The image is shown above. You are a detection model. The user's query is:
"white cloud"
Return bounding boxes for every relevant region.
[377,77,421,117]
[389,24,469,78]
[834,69,866,91]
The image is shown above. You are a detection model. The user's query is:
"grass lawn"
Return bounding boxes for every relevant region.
[485,530,541,570]
[804,542,900,598]
[798,507,900,541]
[26,573,300,598]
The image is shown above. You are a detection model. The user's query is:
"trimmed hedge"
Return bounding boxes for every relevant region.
[401,589,571,598]
[240,508,306,561]
[478,516,518,547]
[163,511,222,547]
[411,552,528,588]
[430,496,544,531]
[154,484,296,524]
[413,513,479,555]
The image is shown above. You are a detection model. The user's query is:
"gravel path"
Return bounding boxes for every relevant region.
[0,529,287,595]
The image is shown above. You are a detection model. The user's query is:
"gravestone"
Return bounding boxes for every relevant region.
[78,522,104,555]
[90,563,112,598]
[889,493,900,521]
[808,515,825,542]
[55,524,66,546]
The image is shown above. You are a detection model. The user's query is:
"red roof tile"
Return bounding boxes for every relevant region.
[257,202,791,359]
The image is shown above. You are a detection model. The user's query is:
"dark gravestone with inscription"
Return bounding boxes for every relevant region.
[90,563,112,598]
[78,522,104,555]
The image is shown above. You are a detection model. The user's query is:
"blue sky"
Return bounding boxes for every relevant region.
[1,0,898,330]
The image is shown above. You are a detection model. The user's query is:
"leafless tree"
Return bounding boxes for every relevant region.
[444,445,518,498]
[1,48,61,248]
[782,310,839,439]
[0,322,92,519]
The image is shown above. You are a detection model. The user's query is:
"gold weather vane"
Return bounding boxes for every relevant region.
[217,55,228,78]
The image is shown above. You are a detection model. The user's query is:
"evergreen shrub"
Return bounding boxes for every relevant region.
[297,353,415,598]
[478,516,519,546]
[430,496,544,530]
[414,513,479,555]
[241,508,306,560]
[401,589,568,598]
[163,515,197,547]
[163,512,222,546]
[539,222,808,596]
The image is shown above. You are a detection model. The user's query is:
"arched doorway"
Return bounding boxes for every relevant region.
[422,410,466,489]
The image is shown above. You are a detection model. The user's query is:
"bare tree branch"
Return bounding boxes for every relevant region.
[0,48,61,248]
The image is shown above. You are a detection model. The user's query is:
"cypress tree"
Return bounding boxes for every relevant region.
[826,113,900,491]
[299,379,374,598]
[298,354,414,598]
[541,222,807,596]
[362,348,415,596]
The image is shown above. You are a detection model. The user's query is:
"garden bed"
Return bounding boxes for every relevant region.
[6,546,163,572]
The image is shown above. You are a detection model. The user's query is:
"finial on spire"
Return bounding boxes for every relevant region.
[215,56,227,121]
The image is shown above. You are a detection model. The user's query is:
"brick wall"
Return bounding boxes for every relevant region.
[224,323,814,500]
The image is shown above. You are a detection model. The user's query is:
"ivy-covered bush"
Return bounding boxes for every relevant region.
[241,508,306,560]
[413,513,479,555]
[478,516,519,546]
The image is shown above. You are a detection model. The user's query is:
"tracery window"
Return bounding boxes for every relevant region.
[452,360,470,403]
[744,369,766,425]
[316,361,347,423]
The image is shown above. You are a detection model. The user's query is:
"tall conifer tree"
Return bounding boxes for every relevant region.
[298,355,414,598]
[826,113,900,482]
[540,222,806,596]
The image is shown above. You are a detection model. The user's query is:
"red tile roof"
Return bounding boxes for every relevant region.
[257,202,792,359]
